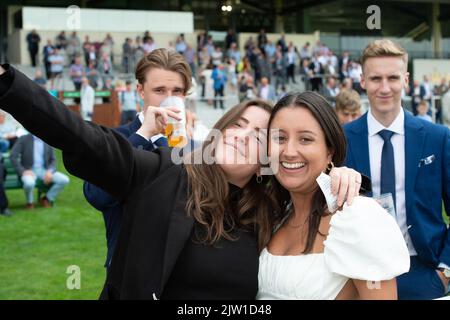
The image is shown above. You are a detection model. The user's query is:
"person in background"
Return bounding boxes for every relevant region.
[322,76,340,106]
[212,64,227,110]
[258,77,276,102]
[120,80,140,125]
[416,100,433,123]
[0,110,27,150]
[33,69,47,89]
[42,40,54,80]
[335,89,361,125]
[344,40,450,299]
[80,77,95,121]
[48,47,64,90]
[26,29,41,67]
[69,56,84,91]
[10,134,70,209]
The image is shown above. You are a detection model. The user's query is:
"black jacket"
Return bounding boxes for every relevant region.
[83,116,166,269]
[0,65,198,299]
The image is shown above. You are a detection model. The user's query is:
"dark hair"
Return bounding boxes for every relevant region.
[267,91,347,254]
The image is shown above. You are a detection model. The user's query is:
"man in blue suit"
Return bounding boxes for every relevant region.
[344,40,450,299]
[84,48,192,270]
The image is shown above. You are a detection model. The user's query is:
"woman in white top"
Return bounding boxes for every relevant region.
[258,92,410,300]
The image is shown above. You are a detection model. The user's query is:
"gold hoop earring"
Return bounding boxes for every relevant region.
[326,161,334,173]
[256,175,263,184]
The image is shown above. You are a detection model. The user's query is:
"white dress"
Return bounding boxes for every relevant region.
[257,196,410,300]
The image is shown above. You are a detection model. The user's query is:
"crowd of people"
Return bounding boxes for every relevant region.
[8,30,450,301]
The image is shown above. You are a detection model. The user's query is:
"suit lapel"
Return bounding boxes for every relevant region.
[128,116,142,135]
[348,114,372,180]
[404,112,425,214]
[159,169,194,293]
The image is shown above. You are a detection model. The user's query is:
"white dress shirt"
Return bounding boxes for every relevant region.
[32,135,45,171]
[80,84,95,121]
[367,108,417,256]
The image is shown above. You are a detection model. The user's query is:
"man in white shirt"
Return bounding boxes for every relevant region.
[344,39,450,300]
[258,77,276,102]
[80,77,95,121]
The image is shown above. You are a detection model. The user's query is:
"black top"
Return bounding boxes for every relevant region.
[161,184,259,300]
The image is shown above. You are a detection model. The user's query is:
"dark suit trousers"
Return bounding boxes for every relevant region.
[397,256,449,299]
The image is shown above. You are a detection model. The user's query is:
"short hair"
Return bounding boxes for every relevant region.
[418,100,429,109]
[361,39,408,70]
[135,48,192,95]
[125,80,132,85]
[335,89,361,113]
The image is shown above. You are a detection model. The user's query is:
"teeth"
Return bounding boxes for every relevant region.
[281,162,306,169]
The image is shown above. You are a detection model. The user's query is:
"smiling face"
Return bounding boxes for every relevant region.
[269,106,332,194]
[214,106,270,187]
[360,56,409,119]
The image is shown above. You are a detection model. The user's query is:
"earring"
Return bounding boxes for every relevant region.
[326,161,334,173]
[256,174,263,184]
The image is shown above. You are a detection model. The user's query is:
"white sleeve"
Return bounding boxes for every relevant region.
[324,196,410,281]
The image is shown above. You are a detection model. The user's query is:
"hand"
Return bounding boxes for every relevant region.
[136,106,181,139]
[22,170,35,177]
[0,65,5,75]
[329,166,362,206]
[436,270,450,291]
[44,171,53,185]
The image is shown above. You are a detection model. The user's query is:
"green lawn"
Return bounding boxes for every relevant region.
[0,150,106,299]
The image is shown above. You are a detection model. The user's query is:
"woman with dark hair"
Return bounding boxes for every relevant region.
[258,91,410,300]
[0,63,363,299]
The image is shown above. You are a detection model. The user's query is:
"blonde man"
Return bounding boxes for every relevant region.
[343,39,450,299]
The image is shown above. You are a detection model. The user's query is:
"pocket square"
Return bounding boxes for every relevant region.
[418,154,435,167]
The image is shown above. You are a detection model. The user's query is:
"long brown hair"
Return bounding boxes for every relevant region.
[184,99,275,250]
[267,91,347,254]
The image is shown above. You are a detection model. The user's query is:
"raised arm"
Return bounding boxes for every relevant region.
[0,64,161,201]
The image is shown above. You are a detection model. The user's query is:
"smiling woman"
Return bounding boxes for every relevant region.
[257,91,410,300]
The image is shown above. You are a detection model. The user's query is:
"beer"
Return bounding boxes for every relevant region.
[160,96,188,148]
[164,123,188,147]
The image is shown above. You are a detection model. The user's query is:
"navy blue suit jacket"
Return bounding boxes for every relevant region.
[344,110,450,268]
[83,117,167,268]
